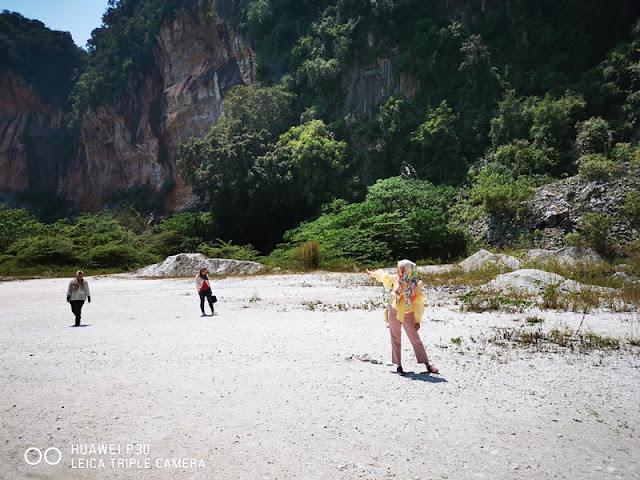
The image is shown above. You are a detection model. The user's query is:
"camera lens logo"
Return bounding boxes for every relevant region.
[24,447,62,466]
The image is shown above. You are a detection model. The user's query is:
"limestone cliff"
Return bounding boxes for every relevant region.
[59,0,254,212]
[0,71,65,196]
[343,33,419,119]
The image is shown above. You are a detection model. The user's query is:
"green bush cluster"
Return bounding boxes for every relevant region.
[564,213,616,258]
[268,177,467,268]
[623,191,640,219]
[578,154,623,181]
[0,206,258,276]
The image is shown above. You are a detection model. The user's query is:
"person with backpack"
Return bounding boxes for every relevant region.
[195,267,216,316]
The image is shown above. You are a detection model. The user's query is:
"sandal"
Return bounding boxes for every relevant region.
[396,366,405,375]
[426,363,439,374]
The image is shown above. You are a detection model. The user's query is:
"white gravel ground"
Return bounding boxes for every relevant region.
[1,273,639,479]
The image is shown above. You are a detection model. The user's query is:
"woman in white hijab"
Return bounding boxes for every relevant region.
[368,260,438,375]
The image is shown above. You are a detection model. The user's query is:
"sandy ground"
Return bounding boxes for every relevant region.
[1,272,639,480]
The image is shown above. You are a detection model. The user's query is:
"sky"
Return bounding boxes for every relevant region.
[1,0,109,49]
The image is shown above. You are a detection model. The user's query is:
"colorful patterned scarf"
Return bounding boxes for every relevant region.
[395,259,419,311]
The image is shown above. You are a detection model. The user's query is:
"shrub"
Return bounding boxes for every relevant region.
[623,191,640,219]
[70,213,129,246]
[574,117,612,155]
[492,140,558,176]
[294,241,322,270]
[152,212,217,256]
[470,165,536,217]
[568,213,615,258]
[625,240,640,276]
[0,206,43,252]
[148,231,202,258]
[271,177,466,266]
[10,235,78,266]
[578,153,621,181]
[87,243,148,269]
[198,239,261,262]
[611,143,635,163]
[541,283,561,309]
[155,212,215,241]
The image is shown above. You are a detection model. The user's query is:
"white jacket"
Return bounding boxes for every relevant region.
[67,279,90,301]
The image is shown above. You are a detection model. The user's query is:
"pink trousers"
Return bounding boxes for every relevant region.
[388,307,429,366]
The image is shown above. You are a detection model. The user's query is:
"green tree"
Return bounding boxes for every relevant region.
[70,0,197,124]
[570,213,616,258]
[490,91,534,148]
[587,19,640,140]
[178,84,298,249]
[492,140,559,177]
[470,164,537,217]
[489,91,585,176]
[0,206,42,253]
[268,120,347,206]
[272,177,465,265]
[575,117,613,156]
[247,120,350,250]
[0,11,86,109]
[411,101,465,184]
[152,212,216,256]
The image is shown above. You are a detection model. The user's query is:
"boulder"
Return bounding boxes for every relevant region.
[535,207,571,229]
[484,269,565,294]
[417,264,459,275]
[614,264,633,274]
[137,253,265,277]
[483,268,612,295]
[458,249,522,272]
[522,247,605,267]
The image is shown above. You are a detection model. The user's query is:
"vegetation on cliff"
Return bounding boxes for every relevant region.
[0,11,86,109]
[69,0,200,127]
[178,0,640,265]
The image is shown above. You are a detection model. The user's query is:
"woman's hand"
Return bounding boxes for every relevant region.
[414,322,421,331]
[366,269,372,276]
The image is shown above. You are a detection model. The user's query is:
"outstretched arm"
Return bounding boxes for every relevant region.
[367,269,395,290]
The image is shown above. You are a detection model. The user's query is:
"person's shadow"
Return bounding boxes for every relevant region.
[69,324,91,328]
[395,371,448,383]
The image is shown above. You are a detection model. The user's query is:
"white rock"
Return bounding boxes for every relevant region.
[458,249,522,272]
[137,253,265,277]
[484,269,565,294]
[522,247,604,267]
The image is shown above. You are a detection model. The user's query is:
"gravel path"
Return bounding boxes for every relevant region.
[1,273,638,479]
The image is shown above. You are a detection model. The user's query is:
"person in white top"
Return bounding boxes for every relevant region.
[66,270,91,326]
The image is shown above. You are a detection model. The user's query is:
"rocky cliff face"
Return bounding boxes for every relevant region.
[343,34,419,119]
[469,165,640,251]
[59,0,254,212]
[0,71,65,196]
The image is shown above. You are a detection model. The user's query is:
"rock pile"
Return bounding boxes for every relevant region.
[469,168,640,249]
[137,253,265,277]
[455,247,624,295]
